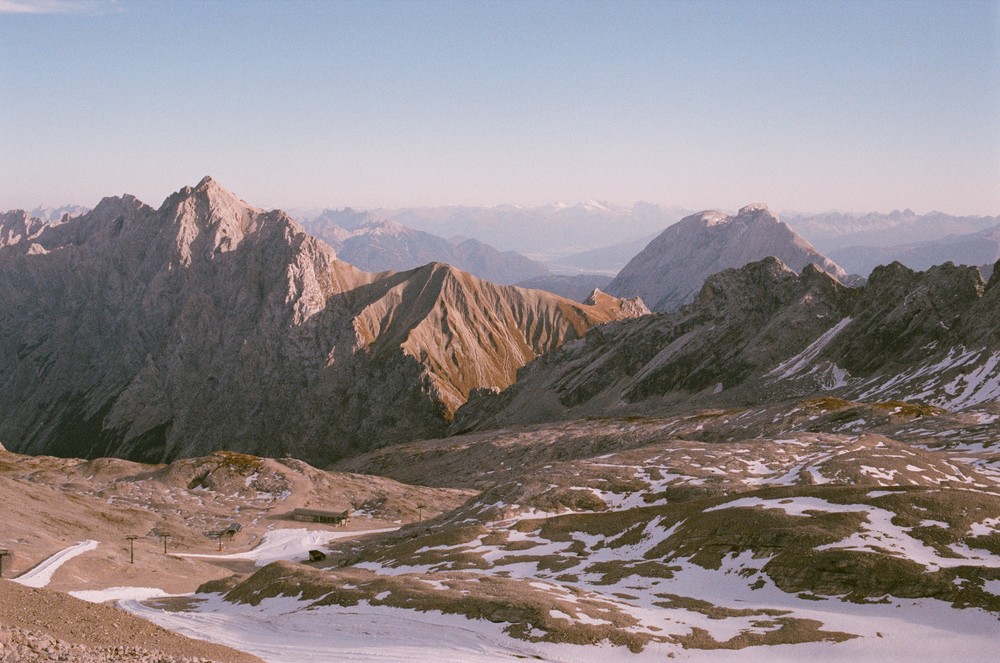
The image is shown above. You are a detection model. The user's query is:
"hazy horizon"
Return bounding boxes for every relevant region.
[2,0,998,215]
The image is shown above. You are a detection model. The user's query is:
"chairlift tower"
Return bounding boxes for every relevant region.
[125,535,139,564]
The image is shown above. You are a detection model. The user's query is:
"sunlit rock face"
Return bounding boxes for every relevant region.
[608,203,846,312]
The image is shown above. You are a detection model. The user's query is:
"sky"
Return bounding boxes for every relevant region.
[1,0,998,215]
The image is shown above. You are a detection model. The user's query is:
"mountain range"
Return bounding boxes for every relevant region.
[454,255,1000,432]
[827,223,1000,277]
[372,201,689,259]
[0,178,643,465]
[1,181,999,661]
[785,209,1000,252]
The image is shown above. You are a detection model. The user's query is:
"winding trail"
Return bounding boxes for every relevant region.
[13,540,99,588]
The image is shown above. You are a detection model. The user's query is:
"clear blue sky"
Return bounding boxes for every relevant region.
[1,0,998,214]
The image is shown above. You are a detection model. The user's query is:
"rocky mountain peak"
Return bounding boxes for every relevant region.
[738,202,771,216]
[692,210,730,226]
[583,288,651,317]
[607,204,846,312]
[155,177,270,265]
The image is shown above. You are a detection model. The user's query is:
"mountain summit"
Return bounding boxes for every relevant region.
[607,204,847,311]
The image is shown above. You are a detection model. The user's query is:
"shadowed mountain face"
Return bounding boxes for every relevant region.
[607,204,847,312]
[300,209,548,285]
[454,256,1000,432]
[0,178,644,465]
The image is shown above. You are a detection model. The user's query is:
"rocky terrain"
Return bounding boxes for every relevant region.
[607,204,847,311]
[179,399,998,660]
[0,581,261,663]
[2,391,995,661]
[1,182,997,661]
[0,178,644,465]
[456,256,1000,431]
[301,208,549,284]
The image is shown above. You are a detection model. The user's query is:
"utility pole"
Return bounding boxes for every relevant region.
[126,535,138,564]
[417,504,426,522]
[0,549,9,578]
[160,534,170,554]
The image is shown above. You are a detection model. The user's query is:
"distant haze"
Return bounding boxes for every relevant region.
[1,1,997,216]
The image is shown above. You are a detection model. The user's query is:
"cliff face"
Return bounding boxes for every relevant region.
[607,204,847,312]
[0,178,643,465]
[453,256,1000,432]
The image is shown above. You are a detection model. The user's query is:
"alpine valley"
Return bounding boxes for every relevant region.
[0,179,997,663]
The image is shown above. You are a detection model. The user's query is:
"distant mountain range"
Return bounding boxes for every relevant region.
[370,201,689,260]
[606,204,846,311]
[29,204,90,222]
[827,224,1000,277]
[0,178,644,464]
[514,273,614,302]
[784,209,1000,252]
[300,208,548,284]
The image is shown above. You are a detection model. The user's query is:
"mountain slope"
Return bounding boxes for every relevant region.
[454,257,1000,432]
[0,178,643,465]
[607,204,846,311]
[300,209,548,284]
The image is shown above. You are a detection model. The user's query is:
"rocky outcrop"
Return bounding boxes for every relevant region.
[0,178,642,464]
[607,204,847,312]
[301,210,548,284]
[454,257,1000,432]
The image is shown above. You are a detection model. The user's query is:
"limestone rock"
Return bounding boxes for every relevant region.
[607,204,847,311]
[454,256,1000,431]
[0,179,642,464]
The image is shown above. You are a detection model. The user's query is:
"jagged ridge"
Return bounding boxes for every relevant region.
[454,256,1000,431]
[0,178,644,465]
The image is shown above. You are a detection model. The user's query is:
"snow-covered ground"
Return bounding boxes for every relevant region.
[12,540,99,588]
[120,588,1000,663]
[174,526,398,566]
[70,586,177,603]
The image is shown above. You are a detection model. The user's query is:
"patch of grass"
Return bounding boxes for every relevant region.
[673,618,856,650]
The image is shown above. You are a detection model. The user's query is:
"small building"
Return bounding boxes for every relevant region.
[225,522,242,537]
[291,508,350,525]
